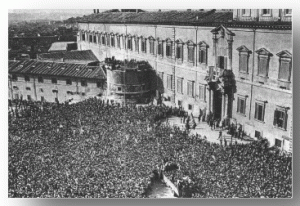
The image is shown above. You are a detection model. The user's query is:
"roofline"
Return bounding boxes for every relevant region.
[77,21,292,30]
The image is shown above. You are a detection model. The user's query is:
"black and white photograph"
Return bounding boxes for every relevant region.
[7,7,293,199]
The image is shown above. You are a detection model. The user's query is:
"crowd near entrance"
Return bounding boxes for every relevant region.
[8,97,292,198]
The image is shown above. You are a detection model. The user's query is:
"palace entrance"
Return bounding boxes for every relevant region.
[214,90,222,119]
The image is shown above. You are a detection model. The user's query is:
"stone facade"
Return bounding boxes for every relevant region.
[76,9,292,151]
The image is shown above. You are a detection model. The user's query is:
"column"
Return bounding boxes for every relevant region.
[208,89,211,113]
[211,89,215,118]
[212,32,218,67]
[227,38,233,70]
[221,92,225,119]
[224,94,228,118]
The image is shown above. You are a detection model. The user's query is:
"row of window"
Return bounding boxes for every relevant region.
[11,75,103,88]
[237,47,292,82]
[161,73,206,101]
[14,92,86,102]
[237,96,288,130]
[241,9,292,17]
[80,31,209,64]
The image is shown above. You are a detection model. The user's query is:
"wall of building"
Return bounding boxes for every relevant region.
[77,21,292,151]
[9,74,105,103]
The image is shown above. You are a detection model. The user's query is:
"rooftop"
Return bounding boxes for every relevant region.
[9,60,106,80]
[77,10,291,30]
[48,41,77,52]
[37,50,99,63]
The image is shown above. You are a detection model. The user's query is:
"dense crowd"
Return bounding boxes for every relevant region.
[8,98,292,198]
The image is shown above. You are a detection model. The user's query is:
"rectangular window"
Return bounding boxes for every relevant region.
[217,56,226,69]
[41,96,44,102]
[255,130,261,138]
[66,79,72,85]
[187,81,194,97]
[25,75,30,82]
[177,78,183,94]
[242,9,251,16]
[102,36,105,45]
[262,9,271,16]
[111,36,115,47]
[150,40,154,54]
[27,95,31,101]
[141,40,147,53]
[278,59,291,81]
[275,139,282,147]
[81,80,87,87]
[239,54,249,73]
[188,46,194,62]
[157,42,163,56]
[51,78,57,84]
[14,94,19,100]
[237,97,246,115]
[89,35,93,43]
[176,45,183,59]
[117,36,120,48]
[38,76,43,83]
[274,108,287,130]
[166,43,172,57]
[258,56,269,77]
[26,87,31,91]
[199,49,207,64]
[93,35,96,43]
[97,81,102,88]
[82,33,85,41]
[178,100,182,106]
[255,102,265,122]
[167,75,173,90]
[284,9,292,15]
[188,104,193,110]
[199,84,206,101]
[127,38,132,50]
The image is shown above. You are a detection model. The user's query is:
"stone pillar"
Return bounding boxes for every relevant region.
[224,94,228,118]
[211,89,215,117]
[227,39,233,70]
[208,89,211,113]
[212,33,218,67]
[221,92,225,119]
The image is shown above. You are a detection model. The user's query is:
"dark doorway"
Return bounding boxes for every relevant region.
[214,90,222,119]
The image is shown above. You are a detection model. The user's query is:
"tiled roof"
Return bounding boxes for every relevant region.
[77,10,291,30]
[38,50,99,62]
[48,41,77,52]
[9,60,106,80]
[78,10,232,24]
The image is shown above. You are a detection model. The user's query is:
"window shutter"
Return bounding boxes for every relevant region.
[255,103,258,119]
[273,110,277,126]
[258,57,268,76]
[279,60,291,81]
[203,50,207,64]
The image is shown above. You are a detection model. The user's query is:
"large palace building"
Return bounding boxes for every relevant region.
[27,9,289,152]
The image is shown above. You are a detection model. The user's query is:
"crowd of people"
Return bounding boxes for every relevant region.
[8,98,292,198]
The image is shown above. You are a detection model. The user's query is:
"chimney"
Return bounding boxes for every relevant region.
[136,9,139,13]
[94,9,96,14]
[97,9,99,13]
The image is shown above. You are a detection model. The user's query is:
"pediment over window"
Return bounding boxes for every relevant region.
[148,36,155,40]
[110,32,115,36]
[175,38,184,44]
[115,33,120,36]
[165,38,172,43]
[236,45,252,54]
[198,41,209,48]
[186,40,195,46]
[255,48,273,56]
[126,33,132,38]
[100,32,107,36]
[276,50,292,58]
[156,37,164,42]
[211,25,235,36]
